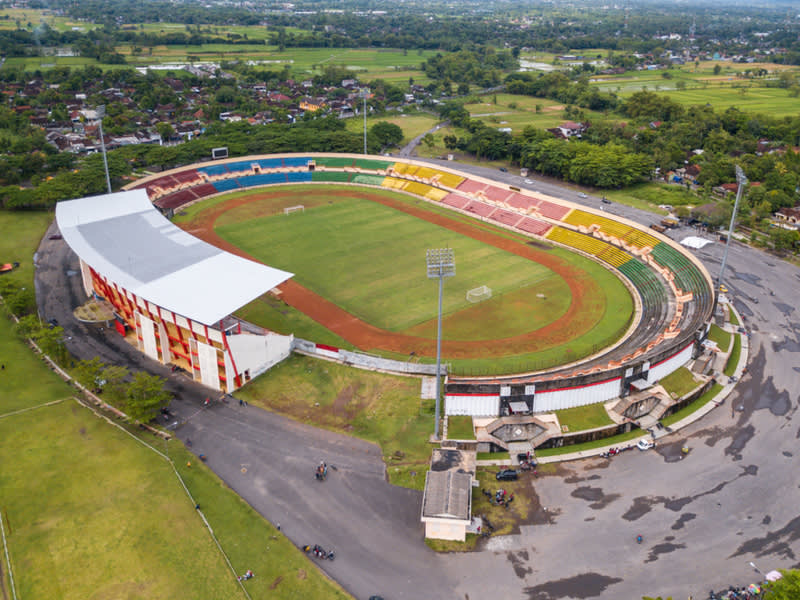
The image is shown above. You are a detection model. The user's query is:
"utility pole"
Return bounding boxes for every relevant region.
[97,105,112,194]
[717,165,747,290]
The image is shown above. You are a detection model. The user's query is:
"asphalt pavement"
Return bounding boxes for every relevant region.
[34,167,800,600]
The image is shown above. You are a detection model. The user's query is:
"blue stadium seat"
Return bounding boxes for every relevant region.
[283,157,311,167]
[287,172,312,183]
[211,179,240,192]
[199,164,229,177]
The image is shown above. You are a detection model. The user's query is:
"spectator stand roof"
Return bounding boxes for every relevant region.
[56,189,292,327]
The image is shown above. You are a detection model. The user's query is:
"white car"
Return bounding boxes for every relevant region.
[577,192,588,199]
[637,439,654,451]
[524,179,533,184]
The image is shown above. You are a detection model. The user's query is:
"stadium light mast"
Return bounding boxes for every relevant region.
[426,248,455,441]
[717,165,747,291]
[97,105,112,194]
[360,88,370,154]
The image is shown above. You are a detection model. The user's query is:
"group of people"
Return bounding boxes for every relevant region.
[483,488,514,508]
[237,569,254,581]
[315,461,328,480]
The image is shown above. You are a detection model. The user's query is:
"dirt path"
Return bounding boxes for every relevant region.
[181,189,603,359]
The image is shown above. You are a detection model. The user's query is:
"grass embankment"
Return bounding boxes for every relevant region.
[659,366,700,398]
[535,429,643,458]
[661,383,724,427]
[236,354,434,490]
[724,334,742,377]
[0,211,349,600]
[447,415,476,440]
[555,403,613,432]
[708,323,732,351]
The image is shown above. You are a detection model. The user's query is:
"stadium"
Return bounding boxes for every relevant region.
[56,153,715,438]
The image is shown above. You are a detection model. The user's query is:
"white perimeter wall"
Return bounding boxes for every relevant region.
[227,332,293,381]
[196,340,220,391]
[533,377,621,412]
[648,342,694,383]
[446,395,500,416]
[138,314,158,360]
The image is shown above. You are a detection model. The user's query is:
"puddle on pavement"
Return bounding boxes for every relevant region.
[523,572,623,600]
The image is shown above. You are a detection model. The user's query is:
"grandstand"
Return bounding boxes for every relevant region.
[56,189,294,393]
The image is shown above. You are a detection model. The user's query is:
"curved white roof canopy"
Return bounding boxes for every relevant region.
[56,189,292,326]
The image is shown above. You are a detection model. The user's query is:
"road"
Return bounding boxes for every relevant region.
[35,165,800,599]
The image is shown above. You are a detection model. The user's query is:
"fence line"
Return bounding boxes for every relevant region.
[293,338,444,376]
[0,504,17,600]
[0,397,67,420]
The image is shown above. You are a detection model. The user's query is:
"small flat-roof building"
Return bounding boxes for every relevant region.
[421,448,475,541]
[56,189,293,392]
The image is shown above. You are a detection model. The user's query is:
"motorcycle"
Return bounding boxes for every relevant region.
[303,544,335,560]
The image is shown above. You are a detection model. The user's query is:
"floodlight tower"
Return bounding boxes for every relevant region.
[97,105,112,194]
[426,248,455,440]
[717,165,747,291]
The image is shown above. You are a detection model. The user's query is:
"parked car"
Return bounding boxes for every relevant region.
[601,197,612,204]
[499,167,508,172]
[719,284,729,293]
[496,469,518,481]
[577,192,588,199]
[637,439,654,451]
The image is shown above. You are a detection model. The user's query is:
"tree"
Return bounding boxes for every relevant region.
[370,121,403,148]
[764,569,800,599]
[126,371,172,423]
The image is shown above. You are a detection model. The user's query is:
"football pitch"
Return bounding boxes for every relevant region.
[217,196,567,335]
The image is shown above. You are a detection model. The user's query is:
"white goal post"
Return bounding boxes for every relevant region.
[284,205,305,215]
[466,285,492,303]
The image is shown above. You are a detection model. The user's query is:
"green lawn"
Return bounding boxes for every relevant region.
[708,323,732,352]
[236,353,434,488]
[0,210,349,600]
[447,415,475,440]
[728,308,740,327]
[661,383,724,427]
[658,366,700,399]
[724,334,742,377]
[216,194,564,334]
[0,210,53,292]
[555,403,613,433]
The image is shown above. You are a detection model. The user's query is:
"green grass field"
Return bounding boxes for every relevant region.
[0,211,349,600]
[724,333,742,377]
[659,366,700,398]
[236,353,434,489]
[556,403,613,432]
[217,195,566,335]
